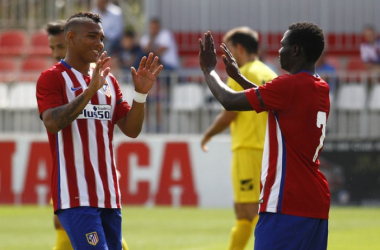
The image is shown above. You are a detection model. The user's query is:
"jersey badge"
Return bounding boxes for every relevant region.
[86,231,99,246]
[101,81,111,98]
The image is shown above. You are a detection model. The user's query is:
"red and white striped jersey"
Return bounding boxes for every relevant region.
[245,72,331,219]
[36,60,131,212]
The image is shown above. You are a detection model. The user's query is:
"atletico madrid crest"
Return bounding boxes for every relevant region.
[86,231,99,246]
[102,81,111,97]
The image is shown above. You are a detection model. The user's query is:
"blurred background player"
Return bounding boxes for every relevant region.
[45,18,128,250]
[199,21,330,249]
[47,20,67,62]
[201,27,277,250]
[46,20,73,250]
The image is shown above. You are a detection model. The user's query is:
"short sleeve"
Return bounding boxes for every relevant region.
[245,75,294,112]
[360,44,369,63]
[112,77,131,123]
[36,70,65,117]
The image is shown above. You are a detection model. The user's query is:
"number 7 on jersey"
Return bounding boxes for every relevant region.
[313,111,327,162]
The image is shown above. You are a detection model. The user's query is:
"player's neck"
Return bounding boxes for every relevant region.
[63,57,91,76]
[241,54,258,66]
[289,61,315,75]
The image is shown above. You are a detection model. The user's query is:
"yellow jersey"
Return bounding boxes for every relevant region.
[227,60,277,151]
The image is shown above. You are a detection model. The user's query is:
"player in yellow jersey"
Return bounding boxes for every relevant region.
[201,27,277,250]
[46,20,128,250]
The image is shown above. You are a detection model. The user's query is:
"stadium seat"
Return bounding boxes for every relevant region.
[346,56,367,72]
[0,30,27,56]
[28,31,51,56]
[336,83,367,111]
[325,56,342,71]
[8,82,41,132]
[0,84,9,108]
[18,57,50,81]
[182,56,199,69]
[9,82,38,109]
[343,56,369,82]
[181,56,203,82]
[367,84,380,136]
[368,84,380,111]
[0,57,18,82]
[169,83,204,133]
[171,83,204,111]
[181,56,226,82]
[0,83,9,132]
[335,83,368,137]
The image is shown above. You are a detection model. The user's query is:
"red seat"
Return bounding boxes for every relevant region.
[18,57,50,81]
[182,55,225,70]
[326,56,342,71]
[181,56,203,82]
[344,56,369,82]
[0,30,27,56]
[28,31,51,56]
[0,57,18,82]
[346,56,367,72]
[182,56,199,69]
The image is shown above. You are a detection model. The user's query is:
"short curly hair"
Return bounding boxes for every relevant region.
[288,22,325,63]
[64,12,102,36]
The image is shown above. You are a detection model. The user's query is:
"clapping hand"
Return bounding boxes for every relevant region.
[199,31,217,73]
[220,43,242,81]
[90,51,111,91]
[131,53,163,94]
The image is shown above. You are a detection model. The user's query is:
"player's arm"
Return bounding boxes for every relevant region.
[117,53,163,138]
[199,31,253,112]
[201,110,236,152]
[42,52,111,134]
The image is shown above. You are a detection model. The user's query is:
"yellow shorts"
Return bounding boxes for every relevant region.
[231,148,262,203]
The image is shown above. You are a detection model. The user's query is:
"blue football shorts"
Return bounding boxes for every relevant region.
[57,206,122,250]
[254,212,328,250]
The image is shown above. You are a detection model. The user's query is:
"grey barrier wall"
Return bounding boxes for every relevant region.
[321,140,380,205]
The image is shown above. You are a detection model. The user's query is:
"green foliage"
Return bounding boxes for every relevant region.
[0,206,379,250]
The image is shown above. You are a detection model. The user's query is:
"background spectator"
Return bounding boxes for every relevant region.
[316,51,337,96]
[140,17,180,70]
[360,24,380,70]
[116,29,147,82]
[91,0,124,56]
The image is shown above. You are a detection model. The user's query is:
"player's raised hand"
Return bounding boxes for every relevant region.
[199,31,217,73]
[220,43,242,81]
[89,51,111,91]
[131,53,163,94]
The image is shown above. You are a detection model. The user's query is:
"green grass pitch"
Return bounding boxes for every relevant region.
[0,205,379,249]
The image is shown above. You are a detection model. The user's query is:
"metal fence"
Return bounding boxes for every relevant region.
[1,69,380,139]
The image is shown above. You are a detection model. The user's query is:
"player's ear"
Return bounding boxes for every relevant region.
[292,44,300,56]
[66,31,76,45]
